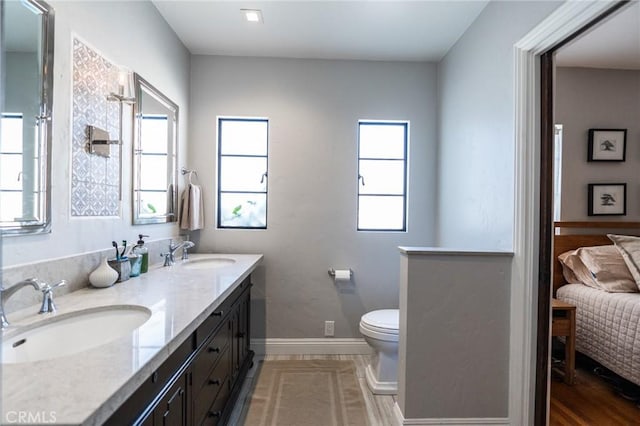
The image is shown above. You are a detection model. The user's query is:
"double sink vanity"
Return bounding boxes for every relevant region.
[2,1,259,424]
[1,253,262,425]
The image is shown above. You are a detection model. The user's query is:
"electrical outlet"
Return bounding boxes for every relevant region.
[324,321,335,337]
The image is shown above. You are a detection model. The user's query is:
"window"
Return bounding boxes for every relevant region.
[357,121,408,231]
[553,124,563,222]
[0,113,24,222]
[137,114,170,217]
[217,118,268,229]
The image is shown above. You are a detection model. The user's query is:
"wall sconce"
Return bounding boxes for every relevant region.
[86,125,120,158]
[107,67,136,201]
[107,69,136,104]
[86,69,135,158]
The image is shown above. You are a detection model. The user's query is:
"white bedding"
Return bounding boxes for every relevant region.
[556,283,640,386]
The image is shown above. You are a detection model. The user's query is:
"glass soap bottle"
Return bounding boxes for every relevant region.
[132,234,149,274]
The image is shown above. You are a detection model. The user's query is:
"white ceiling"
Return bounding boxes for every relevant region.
[152,1,489,62]
[556,1,640,70]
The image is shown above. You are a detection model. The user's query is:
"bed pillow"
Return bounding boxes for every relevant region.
[558,245,638,292]
[558,250,599,289]
[608,234,640,289]
[557,256,580,284]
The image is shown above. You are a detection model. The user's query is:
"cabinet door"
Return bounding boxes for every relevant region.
[231,288,252,380]
[238,291,250,364]
[231,305,240,379]
[153,373,188,426]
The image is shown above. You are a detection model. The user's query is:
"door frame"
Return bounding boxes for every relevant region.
[510,1,628,424]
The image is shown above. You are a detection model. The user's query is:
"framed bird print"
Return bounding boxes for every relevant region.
[588,183,626,216]
[588,129,626,161]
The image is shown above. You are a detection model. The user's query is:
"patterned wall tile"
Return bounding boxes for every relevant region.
[71,38,122,217]
[90,155,107,185]
[106,151,120,184]
[72,151,90,185]
[90,184,107,217]
[106,185,120,215]
[71,180,90,216]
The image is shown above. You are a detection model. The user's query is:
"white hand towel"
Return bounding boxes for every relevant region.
[179,184,204,231]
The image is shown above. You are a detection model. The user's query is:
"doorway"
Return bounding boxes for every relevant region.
[536,1,636,424]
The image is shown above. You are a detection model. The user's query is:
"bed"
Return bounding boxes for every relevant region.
[553,222,640,387]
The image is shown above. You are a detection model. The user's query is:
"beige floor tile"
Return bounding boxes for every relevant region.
[229,354,395,425]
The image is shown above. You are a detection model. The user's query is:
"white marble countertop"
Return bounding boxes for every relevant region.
[1,253,263,425]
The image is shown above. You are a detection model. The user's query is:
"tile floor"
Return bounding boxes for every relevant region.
[228,354,398,426]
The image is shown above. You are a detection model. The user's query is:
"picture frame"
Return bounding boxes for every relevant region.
[588,128,626,161]
[588,183,626,216]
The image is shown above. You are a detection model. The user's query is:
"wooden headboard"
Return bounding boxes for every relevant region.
[553,221,640,295]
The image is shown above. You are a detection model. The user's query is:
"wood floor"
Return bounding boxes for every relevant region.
[228,354,397,426]
[550,365,640,425]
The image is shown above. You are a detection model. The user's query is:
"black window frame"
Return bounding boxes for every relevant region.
[357,120,408,232]
[217,117,269,230]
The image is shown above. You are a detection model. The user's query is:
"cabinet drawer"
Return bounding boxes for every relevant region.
[194,348,231,426]
[233,276,251,298]
[199,376,231,426]
[195,277,249,347]
[196,303,230,347]
[193,321,230,391]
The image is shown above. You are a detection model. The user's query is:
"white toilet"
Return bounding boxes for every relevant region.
[359,309,399,395]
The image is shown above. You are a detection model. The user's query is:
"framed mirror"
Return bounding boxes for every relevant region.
[132,74,178,225]
[1,0,54,235]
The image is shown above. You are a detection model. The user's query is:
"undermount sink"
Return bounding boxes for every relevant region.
[2,305,151,364]
[181,257,236,270]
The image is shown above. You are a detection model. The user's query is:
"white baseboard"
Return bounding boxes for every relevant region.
[250,338,372,355]
[393,403,510,426]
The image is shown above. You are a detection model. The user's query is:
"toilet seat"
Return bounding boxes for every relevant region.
[360,309,399,341]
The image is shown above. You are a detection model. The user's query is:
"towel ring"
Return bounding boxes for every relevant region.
[181,167,199,185]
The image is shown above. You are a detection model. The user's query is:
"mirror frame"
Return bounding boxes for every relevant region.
[1,0,54,235]
[132,73,178,225]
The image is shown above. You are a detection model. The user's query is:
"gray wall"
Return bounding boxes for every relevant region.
[556,67,640,221]
[2,1,190,268]
[189,56,437,338]
[436,1,560,250]
[398,250,512,419]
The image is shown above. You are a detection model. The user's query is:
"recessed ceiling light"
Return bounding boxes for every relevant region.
[241,9,263,23]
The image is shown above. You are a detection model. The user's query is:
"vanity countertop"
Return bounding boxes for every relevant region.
[1,253,263,426]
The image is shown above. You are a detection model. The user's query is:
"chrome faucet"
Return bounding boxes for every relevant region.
[39,280,67,314]
[181,240,195,260]
[161,239,196,266]
[1,278,42,329]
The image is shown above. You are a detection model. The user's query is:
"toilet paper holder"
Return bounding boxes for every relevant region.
[328,268,353,278]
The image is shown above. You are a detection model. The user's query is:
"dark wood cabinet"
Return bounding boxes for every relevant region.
[134,371,189,426]
[231,290,250,381]
[106,276,254,426]
[155,373,189,426]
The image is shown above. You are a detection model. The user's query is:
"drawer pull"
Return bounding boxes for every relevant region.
[237,332,245,338]
[208,411,221,418]
[212,310,223,317]
[208,347,220,353]
[208,379,221,386]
